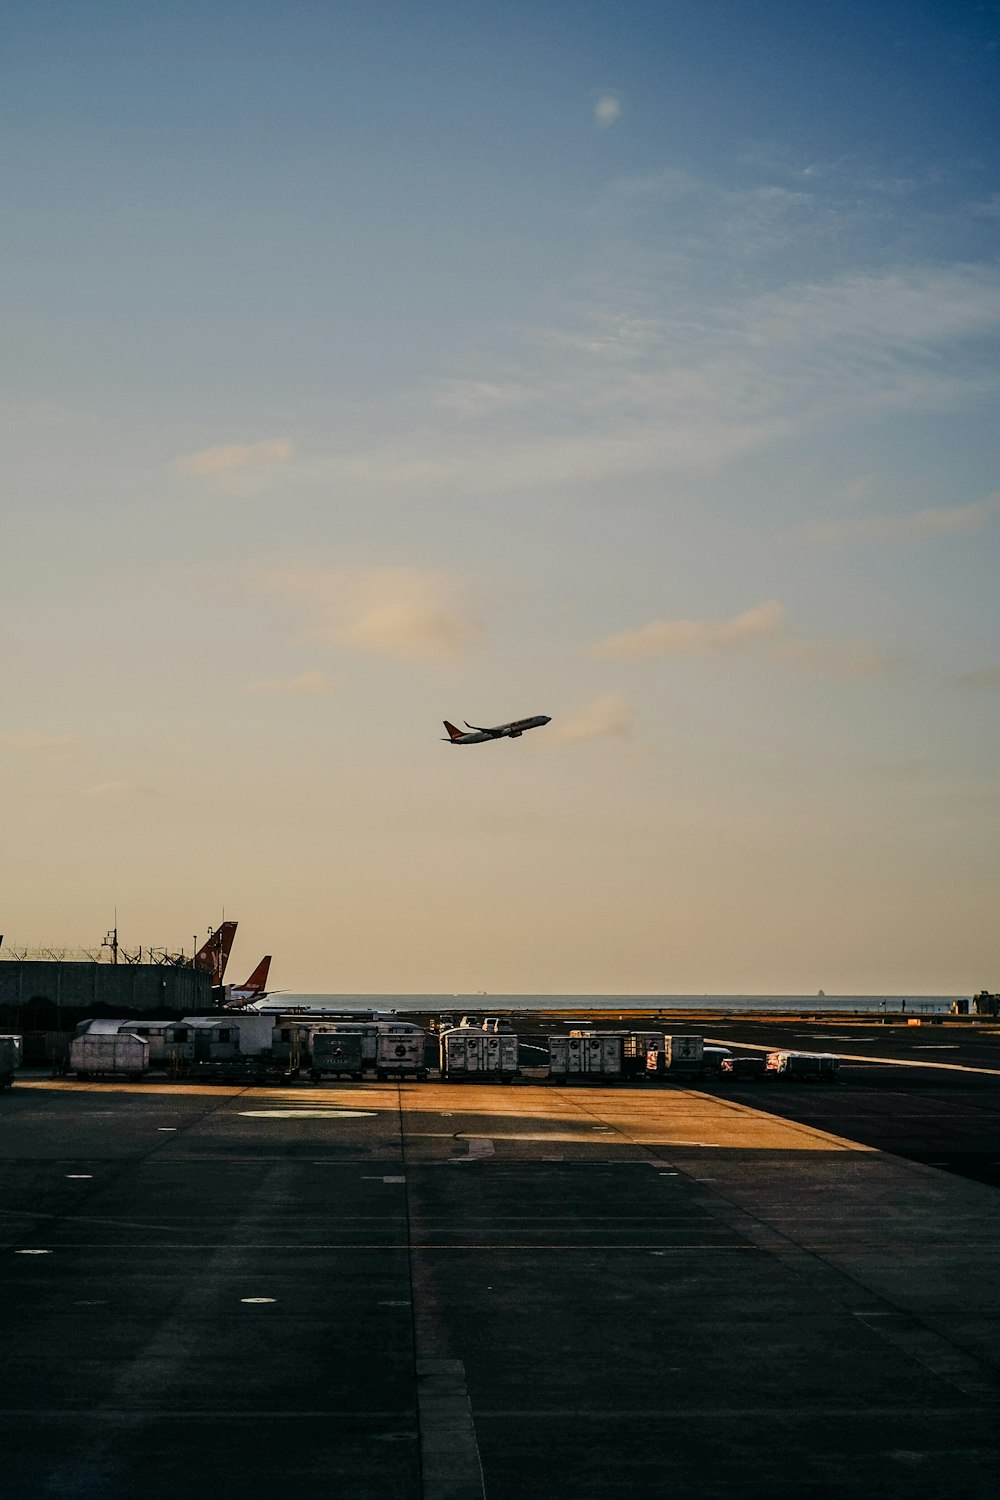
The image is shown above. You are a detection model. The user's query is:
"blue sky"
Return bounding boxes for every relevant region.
[2,2,998,992]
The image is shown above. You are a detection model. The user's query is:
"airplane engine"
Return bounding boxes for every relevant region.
[510,730,522,737]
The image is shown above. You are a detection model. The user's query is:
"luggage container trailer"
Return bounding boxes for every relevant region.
[309,1032,365,1081]
[766,1050,840,1081]
[375,1029,428,1080]
[69,1032,148,1080]
[662,1034,704,1081]
[548,1034,623,1082]
[439,1028,518,1081]
[621,1031,666,1080]
[720,1055,767,1081]
[0,1034,21,1089]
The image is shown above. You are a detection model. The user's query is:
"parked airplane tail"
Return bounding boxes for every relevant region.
[443,720,465,741]
[193,920,238,986]
[241,955,271,992]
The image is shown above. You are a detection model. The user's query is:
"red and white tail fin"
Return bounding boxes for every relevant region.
[193,920,238,985]
[443,720,465,741]
[240,955,271,993]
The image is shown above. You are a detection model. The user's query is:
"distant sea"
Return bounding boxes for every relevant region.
[278,994,959,1015]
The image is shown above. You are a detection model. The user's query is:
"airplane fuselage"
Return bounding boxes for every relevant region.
[443,715,551,745]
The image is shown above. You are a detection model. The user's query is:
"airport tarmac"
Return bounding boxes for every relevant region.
[2,1070,1000,1499]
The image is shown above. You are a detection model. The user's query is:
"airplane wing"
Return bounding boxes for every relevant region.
[464,720,505,737]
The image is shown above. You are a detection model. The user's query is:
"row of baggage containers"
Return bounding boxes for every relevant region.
[18,1017,839,1084]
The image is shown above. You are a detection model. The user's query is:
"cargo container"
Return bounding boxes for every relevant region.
[548,1034,623,1081]
[720,1055,767,1081]
[309,1032,365,1080]
[621,1031,666,1079]
[569,1028,663,1078]
[69,1031,148,1079]
[702,1045,733,1075]
[663,1035,704,1076]
[765,1050,840,1081]
[376,1029,428,1080]
[440,1027,518,1080]
[118,1022,171,1064]
[189,1020,241,1063]
[219,1013,275,1057]
[0,1033,21,1088]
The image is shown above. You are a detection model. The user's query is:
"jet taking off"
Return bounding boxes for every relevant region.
[443,714,551,744]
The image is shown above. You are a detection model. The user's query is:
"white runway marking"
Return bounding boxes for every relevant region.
[238,1109,377,1119]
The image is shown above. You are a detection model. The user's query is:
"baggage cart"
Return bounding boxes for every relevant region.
[765,1050,840,1081]
[440,1028,518,1080]
[376,1029,428,1080]
[663,1034,704,1079]
[310,1032,365,1080]
[719,1055,767,1081]
[69,1032,148,1080]
[548,1033,623,1081]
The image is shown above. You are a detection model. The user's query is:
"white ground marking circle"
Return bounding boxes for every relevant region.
[238,1109,377,1119]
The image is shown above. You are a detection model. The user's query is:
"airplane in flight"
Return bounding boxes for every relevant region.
[442,714,551,745]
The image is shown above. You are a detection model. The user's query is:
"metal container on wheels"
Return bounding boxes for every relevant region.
[548,1033,623,1082]
[309,1032,365,1081]
[765,1050,840,1081]
[662,1034,704,1081]
[375,1027,428,1080]
[439,1027,519,1081]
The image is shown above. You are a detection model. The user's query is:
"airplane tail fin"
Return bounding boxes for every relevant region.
[193,920,238,985]
[241,955,271,992]
[443,720,465,741]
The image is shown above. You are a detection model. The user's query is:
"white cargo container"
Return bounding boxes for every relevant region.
[440,1028,518,1079]
[765,1050,840,1080]
[548,1034,623,1080]
[121,1022,171,1064]
[375,1028,428,1080]
[0,1034,22,1088]
[220,1013,275,1057]
[70,1032,148,1079]
[663,1034,704,1070]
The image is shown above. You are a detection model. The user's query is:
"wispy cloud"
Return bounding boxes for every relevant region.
[286,259,1000,502]
[266,566,483,662]
[592,602,785,660]
[178,438,293,479]
[0,732,82,762]
[590,602,890,678]
[243,670,333,696]
[769,637,890,678]
[551,694,636,743]
[801,492,1000,544]
[594,94,621,128]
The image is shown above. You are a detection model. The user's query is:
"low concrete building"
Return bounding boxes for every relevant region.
[0,960,212,1026]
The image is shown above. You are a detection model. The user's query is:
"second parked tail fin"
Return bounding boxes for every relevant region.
[241,955,271,992]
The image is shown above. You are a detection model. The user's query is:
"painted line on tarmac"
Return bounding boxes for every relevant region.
[416,1359,486,1500]
[707,1039,1000,1076]
[29,1241,761,1250]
